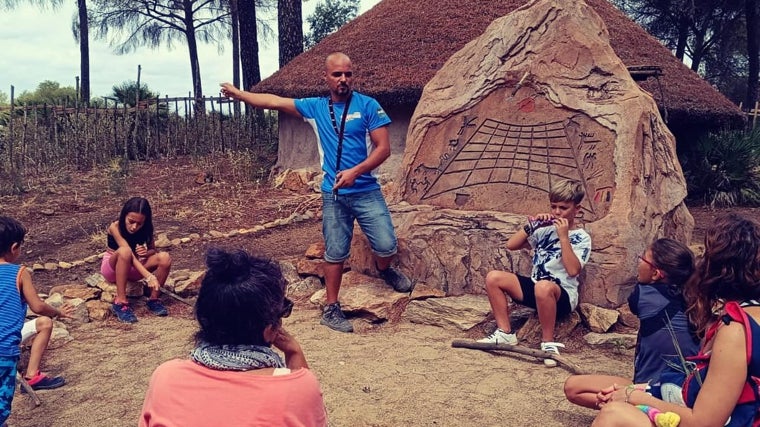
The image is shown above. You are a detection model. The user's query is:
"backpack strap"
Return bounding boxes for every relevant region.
[723,301,753,364]
[722,301,759,405]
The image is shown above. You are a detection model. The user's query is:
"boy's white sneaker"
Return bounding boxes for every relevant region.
[541,341,565,367]
[477,328,518,345]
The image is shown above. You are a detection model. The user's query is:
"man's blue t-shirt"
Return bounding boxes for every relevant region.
[294,92,391,194]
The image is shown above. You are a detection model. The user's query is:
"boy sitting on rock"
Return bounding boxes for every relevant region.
[477,179,591,365]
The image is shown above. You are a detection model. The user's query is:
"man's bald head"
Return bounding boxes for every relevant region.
[325,52,352,70]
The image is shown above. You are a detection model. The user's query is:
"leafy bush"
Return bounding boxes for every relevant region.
[681,127,760,207]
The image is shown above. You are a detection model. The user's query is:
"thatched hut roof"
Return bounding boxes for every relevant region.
[254,0,744,131]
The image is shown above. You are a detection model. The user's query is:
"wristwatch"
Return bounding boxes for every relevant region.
[523,223,532,235]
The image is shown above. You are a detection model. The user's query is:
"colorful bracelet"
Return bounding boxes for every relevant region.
[522,223,532,235]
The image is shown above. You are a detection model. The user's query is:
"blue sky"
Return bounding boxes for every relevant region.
[0,1,380,100]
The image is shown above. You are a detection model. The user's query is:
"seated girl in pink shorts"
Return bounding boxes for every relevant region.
[100,197,172,323]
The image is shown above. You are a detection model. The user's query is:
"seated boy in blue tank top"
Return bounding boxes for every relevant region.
[0,216,73,425]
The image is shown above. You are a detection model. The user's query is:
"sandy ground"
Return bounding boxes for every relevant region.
[2,158,725,427]
[8,299,630,427]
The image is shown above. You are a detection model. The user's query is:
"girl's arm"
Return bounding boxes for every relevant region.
[138,235,158,259]
[107,221,130,250]
[621,321,746,426]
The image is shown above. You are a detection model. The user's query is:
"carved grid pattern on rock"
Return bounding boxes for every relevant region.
[420,116,602,216]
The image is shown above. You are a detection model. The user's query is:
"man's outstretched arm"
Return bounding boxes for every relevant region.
[220,82,302,118]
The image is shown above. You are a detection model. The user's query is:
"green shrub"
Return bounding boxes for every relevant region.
[681,128,760,207]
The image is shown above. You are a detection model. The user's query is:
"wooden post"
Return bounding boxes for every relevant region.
[132,65,142,160]
[8,86,14,173]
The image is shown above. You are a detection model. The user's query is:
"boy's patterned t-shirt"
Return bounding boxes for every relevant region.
[528,226,591,311]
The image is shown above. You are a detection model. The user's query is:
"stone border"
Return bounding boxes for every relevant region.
[30,206,321,273]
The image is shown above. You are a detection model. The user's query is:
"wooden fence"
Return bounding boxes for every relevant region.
[741,101,760,128]
[0,96,278,194]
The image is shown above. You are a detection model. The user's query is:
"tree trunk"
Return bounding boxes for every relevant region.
[690,28,706,72]
[182,2,204,112]
[238,0,262,116]
[675,15,689,61]
[746,0,760,109]
[278,0,303,67]
[230,0,241,117]
[78,0,90,104]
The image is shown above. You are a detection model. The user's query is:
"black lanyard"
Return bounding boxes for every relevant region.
[328,91,352,197]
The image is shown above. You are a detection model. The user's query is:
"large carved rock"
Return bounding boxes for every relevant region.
[350,206,533,294]
[381,0,692,307]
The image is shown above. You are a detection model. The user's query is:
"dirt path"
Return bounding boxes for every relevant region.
[9,299,631,427]
[2,158,751,426]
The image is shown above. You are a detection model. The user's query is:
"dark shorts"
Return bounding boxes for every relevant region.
[515,274,573,318]
[0,355,18,425]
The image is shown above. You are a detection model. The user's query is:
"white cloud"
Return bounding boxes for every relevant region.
[0,0,380,99]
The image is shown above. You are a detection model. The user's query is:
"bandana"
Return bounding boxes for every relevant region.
[190,341,285,371]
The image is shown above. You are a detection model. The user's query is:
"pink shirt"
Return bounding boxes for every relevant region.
[140,359,327,427]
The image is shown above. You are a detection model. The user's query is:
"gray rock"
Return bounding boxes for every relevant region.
[579,303,620,333]
[402,294,491,331]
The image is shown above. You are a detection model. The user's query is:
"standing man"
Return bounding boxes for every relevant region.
[220,52,412,333]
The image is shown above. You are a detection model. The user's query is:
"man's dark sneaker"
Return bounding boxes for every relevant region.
[22,371,65,391]
[379,266,413,292]
[111,303,138,323]
[146,299,168,317]
[320,302,353,333]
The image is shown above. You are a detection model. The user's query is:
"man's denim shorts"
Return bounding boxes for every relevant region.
[321,189,397,263]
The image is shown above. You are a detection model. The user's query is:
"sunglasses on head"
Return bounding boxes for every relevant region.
[280,297,294,318]
[330,71,353,78]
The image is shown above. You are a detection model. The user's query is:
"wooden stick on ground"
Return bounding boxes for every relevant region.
[16,372,41,406]
[451,339,587,375]
[159,287,195,306]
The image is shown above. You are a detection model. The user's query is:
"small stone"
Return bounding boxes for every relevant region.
[305,242,326,259]
[85,300,111,321]
[154,233,172,248]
